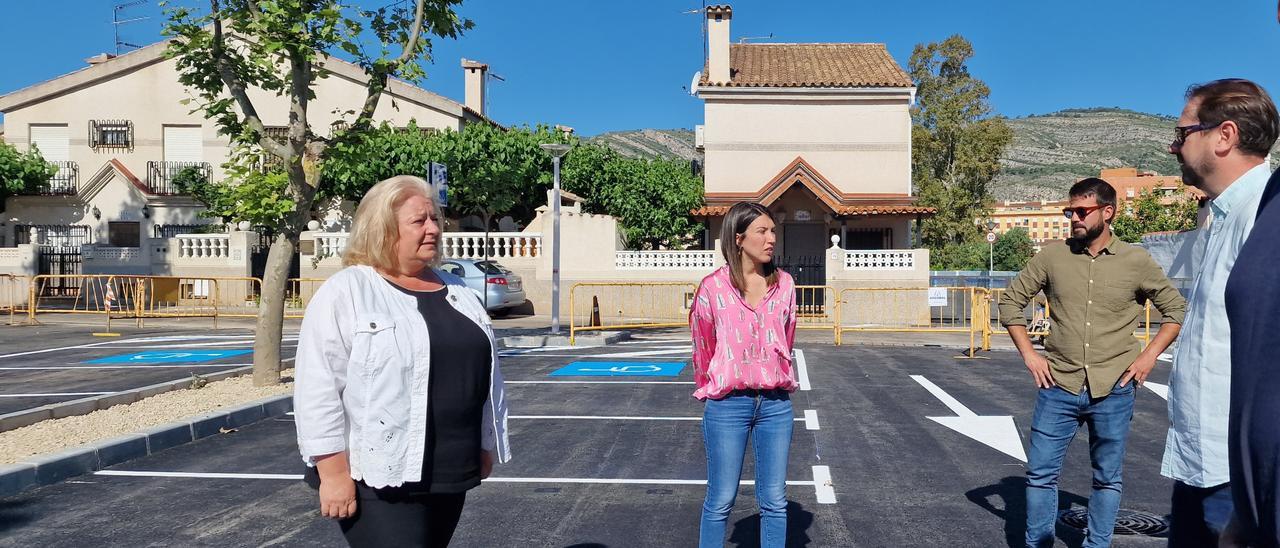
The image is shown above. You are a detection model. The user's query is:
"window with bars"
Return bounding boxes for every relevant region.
[89,119,133,149]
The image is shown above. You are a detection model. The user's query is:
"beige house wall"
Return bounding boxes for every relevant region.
[701,96,912,196]
[2,47,467,189]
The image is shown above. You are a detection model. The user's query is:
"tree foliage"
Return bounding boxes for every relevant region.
[559,143,703,249]
[163,0,470,386]
[0,142,56,211]
[1111,190,1200,243]
[930,228,1034,271]
[992,228,1034,271]
[910,35,1013,249]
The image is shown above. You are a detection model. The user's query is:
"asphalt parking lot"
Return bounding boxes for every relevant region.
[0,324,297,416]
[0,337,1178,547]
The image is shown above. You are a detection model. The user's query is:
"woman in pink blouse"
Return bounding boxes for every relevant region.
[690,202,798,548]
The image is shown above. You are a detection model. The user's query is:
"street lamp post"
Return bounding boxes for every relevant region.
[540,143,571,335]
[986,219,998,288]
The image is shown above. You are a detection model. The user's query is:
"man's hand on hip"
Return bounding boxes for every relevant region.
[1120,353,1158,387]
[1023,352,1056,389]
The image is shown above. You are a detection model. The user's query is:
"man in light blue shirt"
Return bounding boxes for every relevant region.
[1162,78,1280,547]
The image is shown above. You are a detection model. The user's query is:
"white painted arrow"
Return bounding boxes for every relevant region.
[910,375,1027,462]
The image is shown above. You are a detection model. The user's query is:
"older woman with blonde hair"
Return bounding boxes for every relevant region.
[294,175,511,547]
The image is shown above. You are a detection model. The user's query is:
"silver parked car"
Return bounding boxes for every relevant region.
[439,259,526,317]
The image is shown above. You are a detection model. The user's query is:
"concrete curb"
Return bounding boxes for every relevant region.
[0,366,253,433]
[502,330,631,348]
[0,393,293,499]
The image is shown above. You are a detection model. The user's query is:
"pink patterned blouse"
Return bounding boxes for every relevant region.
[689,265,799,401]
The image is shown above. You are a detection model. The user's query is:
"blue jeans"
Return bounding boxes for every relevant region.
[1168,481,1233,547]
[700,389,794,548]
[1026,381,1135,548]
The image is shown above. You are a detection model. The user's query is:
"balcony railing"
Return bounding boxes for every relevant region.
[28,161,79,195]
[147,161,211,195]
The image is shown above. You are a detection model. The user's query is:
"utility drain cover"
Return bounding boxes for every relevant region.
[1058,508,1169,537]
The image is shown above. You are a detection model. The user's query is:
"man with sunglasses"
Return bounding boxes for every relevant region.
[1000,178,1186,548]
[1159,78,1280,548]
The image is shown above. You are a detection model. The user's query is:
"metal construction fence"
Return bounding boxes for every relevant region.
[23,275,320,328]
[568,282,698,344]
[11,276,1156,355]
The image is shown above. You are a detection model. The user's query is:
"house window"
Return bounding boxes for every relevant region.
[89,120,134,149]
[108,222,141,248]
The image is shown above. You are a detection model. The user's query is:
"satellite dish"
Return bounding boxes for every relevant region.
[689,71,702,95]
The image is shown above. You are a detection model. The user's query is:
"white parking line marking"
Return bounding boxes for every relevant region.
[507,413,814,424]
[0,365,244,370]
[98,471,302,480]
[0,392,114,398]
[0,340,126,360]
[795,349,811,391]
[504,380,695,385]
[811,465,837,504]
[95,467,839,504]
[803,410,820,431]
[1144,381,1169,400]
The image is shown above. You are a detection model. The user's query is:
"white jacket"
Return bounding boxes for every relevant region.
[294,265,511,488]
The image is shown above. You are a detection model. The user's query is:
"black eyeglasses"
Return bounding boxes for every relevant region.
[1062,205,1106,219]
[1171,121,1223,149]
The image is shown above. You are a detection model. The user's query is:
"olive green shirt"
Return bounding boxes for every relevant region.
[998,236,1187,397]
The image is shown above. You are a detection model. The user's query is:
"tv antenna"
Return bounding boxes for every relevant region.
[114,0,150,55]
[682,0,707,70]
[739,33,774,43]
[485,71,505,116]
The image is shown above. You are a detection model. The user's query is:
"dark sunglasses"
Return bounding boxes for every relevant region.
[1171,121,1223,149]
[1062,205,1106,219]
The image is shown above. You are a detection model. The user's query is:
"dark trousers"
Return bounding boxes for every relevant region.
[1168,481,1233,548]
[339,490,467,548]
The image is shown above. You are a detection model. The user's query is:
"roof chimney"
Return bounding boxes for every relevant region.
[461,58,488,116]
[706,5,732,84]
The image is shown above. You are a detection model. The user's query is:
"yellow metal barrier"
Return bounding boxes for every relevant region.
[794,285,838,341]
[568,282,698,345]
[0,274,29,324]
[836,287,978,346]
[981,287,1155,351]
[285,278,325,318]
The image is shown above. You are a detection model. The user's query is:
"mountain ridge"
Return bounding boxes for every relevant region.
[586,108,1280,201]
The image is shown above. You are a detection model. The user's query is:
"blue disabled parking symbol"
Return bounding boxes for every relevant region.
[550,361,685,377]
[84,349,253,365]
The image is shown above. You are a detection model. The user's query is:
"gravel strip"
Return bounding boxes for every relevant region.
[0,370,294,465]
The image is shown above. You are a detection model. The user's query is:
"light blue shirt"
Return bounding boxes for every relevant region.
[1162,162,1271,487]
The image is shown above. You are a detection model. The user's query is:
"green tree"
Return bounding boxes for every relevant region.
[909,35,1013,250]
[559,143,704,249]
[1111,190,1200,243]
[164,0,471,386]
[930,240,987,270]
[0,142,56,212]
[992,228,1034,271]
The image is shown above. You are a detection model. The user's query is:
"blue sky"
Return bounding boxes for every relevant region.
[2,1,1279,135]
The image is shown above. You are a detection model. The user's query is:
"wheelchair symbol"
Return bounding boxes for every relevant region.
[131,352,195,360]
[577,365,662,374]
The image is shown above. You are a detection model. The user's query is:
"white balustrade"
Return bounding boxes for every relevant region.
[442,232,541,259]
[315,233,349,258]
[844,250,916,270]
[176,234,231,259]
[615,250,716,270]
[86,247,142,262]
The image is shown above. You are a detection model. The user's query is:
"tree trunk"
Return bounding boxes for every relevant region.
[252,232,297,386]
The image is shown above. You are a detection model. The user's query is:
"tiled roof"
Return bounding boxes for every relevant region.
[691,204,935,217]
[701,43,913,88]
[835,205,936,216]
